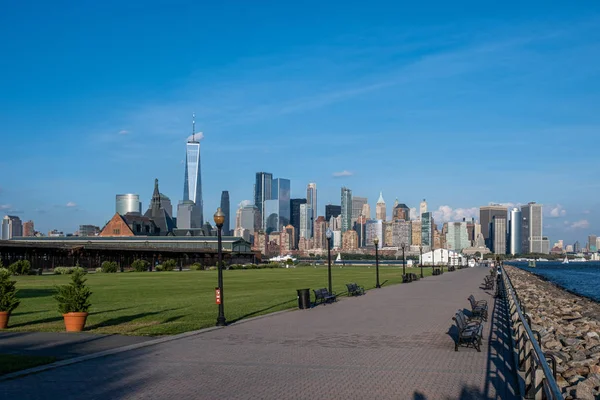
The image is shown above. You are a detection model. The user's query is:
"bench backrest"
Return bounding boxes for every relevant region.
[346,283,357,292]
[314,288,326,299]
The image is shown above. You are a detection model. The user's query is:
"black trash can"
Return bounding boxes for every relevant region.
[297,288,311,309]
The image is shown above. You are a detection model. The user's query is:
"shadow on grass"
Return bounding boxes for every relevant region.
[17,288,56,299]
[9,307,137,329]
[228,300,297,324]
[86,308,183,330]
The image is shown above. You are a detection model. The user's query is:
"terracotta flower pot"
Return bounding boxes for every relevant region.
[0,311,10,329]
[63,312,88,332]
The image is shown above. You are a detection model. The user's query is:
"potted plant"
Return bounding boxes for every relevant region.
[54,270,92,332]
[0,269,20,329]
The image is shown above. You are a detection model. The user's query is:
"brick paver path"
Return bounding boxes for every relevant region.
[3,267,519,400]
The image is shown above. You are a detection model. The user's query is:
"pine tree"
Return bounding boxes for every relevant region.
[0,270,20,312]
[54,270,92,314]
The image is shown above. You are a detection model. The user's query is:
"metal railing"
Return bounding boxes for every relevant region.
[500,265,563,400]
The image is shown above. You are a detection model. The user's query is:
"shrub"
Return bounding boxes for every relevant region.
[101,261,118,273]
[208,266,217,271]
[131,259,149,272]
[190,263,203,271]
[53,266,86,275]
[155,265,164,272]
[0,267,9,275]
[0,269,20,312]
[8,260,31,276]
[95,267,103,273]
[162,259,177,271]
[54,270,92,314]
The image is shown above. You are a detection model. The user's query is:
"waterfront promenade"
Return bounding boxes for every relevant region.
[1,267,519,399]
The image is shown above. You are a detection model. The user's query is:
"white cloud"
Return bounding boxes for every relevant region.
[186,132,205,142]
[238,200,253,208]
[0,204,11,210]
[583,210,591,214]
[66,202,77,207]
[570,219,590,229]
[118,129,130,135]
[432,205,479,223]
[547,204,567,218]
[332,170,353,178]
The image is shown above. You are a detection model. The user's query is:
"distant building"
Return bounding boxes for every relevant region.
[177,200,202,229]
[589,235,598,252]
[183,123,204,225]
[325,204,341,221]
[574,241,581,253]
[412,220,422,246]
[341,187,352,233]
[1,216,23,240]
[47,229,65,237]
[220,191,231,235]
[354,215,367,247]
[342,230,358,250]
[480,205,508,251]
[384,221,393,247]
[542,237,550,255]
[361,203,371,219]
[446,222,469,251]
[392,220,412,247]
[419,199,428,219]
[333,230,342,249]
[79,225,100,237]
[565,244,574,253]
[491,216,507,255]
[290,199,307,249]
[299,204,313,240]
[421,212,433,247]
[100,213,159,237]
[284,225,295,251]
[376,192,386,221]
[365,219,383,249]
[143,179,176,235]
[264,178,290,234]
[393,203,410,221]
[521,202,543,253]
[22,220,35,237]
[116,194,142,215]
[352,197,368,225]
[254,172,273,230]
[509,208,522,255]
[313,216,326,250]
[234,227,251,242]
[235,202,260,235]
[306,183,317,231]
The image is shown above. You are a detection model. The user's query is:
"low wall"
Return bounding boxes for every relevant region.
[505,265,600,399]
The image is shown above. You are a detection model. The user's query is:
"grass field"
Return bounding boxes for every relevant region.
[8,266,433,336]
[0,354,57,375]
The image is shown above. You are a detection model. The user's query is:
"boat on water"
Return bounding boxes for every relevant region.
[528,260,537,268]
[562,256,569,264]
[572,257,587,262]
[335,253,342,263]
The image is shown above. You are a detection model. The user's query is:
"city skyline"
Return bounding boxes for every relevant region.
[1,3,599,244]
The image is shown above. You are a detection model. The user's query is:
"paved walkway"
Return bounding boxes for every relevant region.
[2,267,519,400]
[0,331,152,360]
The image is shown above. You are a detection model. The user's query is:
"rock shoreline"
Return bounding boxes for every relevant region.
[505,265,600,399]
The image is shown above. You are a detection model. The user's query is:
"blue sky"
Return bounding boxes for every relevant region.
[1,1,599,245]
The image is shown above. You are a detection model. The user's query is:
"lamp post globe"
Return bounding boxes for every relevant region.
[214,207,226,327]
[326,229,333,294]
[374,237,380,288]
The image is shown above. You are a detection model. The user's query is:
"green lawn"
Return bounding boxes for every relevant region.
[0,354,57,375]
[8,266,433,336]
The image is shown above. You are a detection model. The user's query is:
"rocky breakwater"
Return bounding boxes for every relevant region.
[506,265,600,399]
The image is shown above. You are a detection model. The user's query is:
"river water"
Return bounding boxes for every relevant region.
[508,261,600,302]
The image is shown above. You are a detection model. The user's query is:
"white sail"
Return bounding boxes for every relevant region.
[336,253,342,262]
[562,256,569,264]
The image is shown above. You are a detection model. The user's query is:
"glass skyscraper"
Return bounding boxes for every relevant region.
[341,187,352,233]
[421,212,432,247]
[183,138,203,226]
[263,178,290,234]
[254,172,273,230]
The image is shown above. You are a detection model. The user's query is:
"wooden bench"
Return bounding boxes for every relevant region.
[313,288,337,306]
[346,283,365,296]
[482,276,494,290]
[453,311,483,351]
[467,295,488,321]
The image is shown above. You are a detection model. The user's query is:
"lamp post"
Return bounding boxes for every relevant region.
[419,245,423,278]
[374,237,380,288]
[401,242,406,276]
[326,229,333,294]
[214,207,226,327]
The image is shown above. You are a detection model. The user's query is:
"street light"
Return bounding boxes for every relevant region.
[401,242,406,276]
[419,245,423,278]
[326,229,333,294]
[374,237,380,288]
[214,207,226,327]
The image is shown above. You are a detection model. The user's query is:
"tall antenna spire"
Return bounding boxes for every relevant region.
[192,113,196,142]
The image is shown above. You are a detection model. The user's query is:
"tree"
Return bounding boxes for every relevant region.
[54,270,92,314]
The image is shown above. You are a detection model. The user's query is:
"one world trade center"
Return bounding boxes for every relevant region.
[183,114,204,227]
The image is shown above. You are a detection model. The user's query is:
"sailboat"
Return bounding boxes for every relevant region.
[562,256,569,264]
[336,253,342,263]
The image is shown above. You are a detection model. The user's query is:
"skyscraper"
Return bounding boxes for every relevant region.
[306,183,317,230]
[116,194,142,215]
[421,212,432,247]
[325,204,341,221]
[177,200,201,229]
[588,235,598,252]
[23,220,35,237]
[491,216,507,255]
[2,215,23,240]
[480,205,508,250]
[341,187,352,233]
[352,197,368,224]
[254,172,273,229]
[393,203,410,221]
[376,192,386,221]
[220,191,230,235]
[366,219,383,248]
[263,178,290,234]
[509,208,522,255]
[521,202,543,253]
[300,204,313,240]
[420,199,428,218]
[446,222,469,251]
[183,116,203,226]
[235,202,260,234]
[290,199,307,248]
